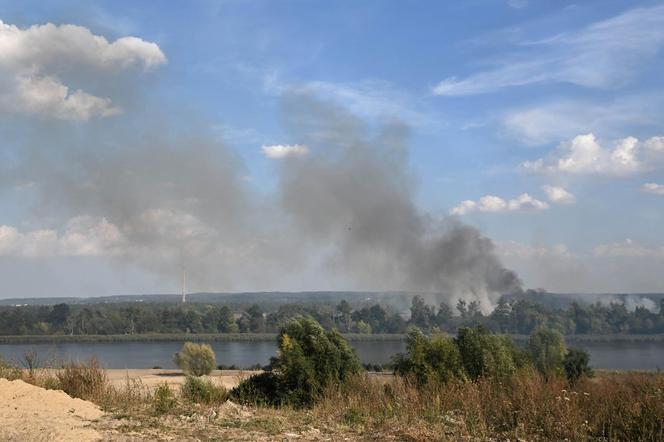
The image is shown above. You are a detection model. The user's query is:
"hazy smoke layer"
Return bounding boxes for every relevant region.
[4,90,521,308]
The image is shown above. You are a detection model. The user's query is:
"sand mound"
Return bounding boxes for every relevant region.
[0,378,104,442]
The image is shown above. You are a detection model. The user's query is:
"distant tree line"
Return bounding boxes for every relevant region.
[1,295,663,336]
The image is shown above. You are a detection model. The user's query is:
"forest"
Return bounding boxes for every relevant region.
[1,295,664,336]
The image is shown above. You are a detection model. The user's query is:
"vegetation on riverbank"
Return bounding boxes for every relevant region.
[2,317,663,440]
[4,331,664,345]
[0,332,406,344]
[2,293,664,339]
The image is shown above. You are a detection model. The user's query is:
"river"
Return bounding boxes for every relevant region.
[1,340,663,370]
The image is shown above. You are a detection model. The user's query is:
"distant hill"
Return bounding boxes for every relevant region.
[2,290,663,311]
[0,291,414,310]
[503,290,664,310]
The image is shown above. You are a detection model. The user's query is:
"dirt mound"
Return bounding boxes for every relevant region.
[0,378,104,442]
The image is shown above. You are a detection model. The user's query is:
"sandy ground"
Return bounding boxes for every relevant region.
[106,369,259,390]
[0,378,104,442]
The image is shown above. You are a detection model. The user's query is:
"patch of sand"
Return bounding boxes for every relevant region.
[0,378,104,442]
[106,369,258,390]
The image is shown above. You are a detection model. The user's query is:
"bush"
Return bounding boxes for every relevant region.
[56,357,109,403]
[393,328,464,386]
[563,347,593,384]
[174,342,216,376]
[0,356,22,381]
[231,316,361,408]
[455,327,518,380]
[230,371,285,406]
[152,382,177,414]
[180,376,228,404]
[528,327,566,379]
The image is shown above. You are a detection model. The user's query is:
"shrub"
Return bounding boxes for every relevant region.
[153,382,177,414]
[563,347,593,384]
[56,357,109,403]
[231,371,285,406]
[180,376,228,404]
[455,326,518,380]
[174,342,216,376]
[0,356,22,381]
[393,328,464,386]
[528,327,566,379]
[21,350,41,379]
[231,316,361,408]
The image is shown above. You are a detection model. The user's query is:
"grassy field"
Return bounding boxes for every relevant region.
[2,359,662,440]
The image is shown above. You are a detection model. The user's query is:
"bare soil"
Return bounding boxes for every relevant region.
[0,378,104,441]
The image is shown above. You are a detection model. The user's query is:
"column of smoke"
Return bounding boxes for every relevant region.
[7,90,522,310]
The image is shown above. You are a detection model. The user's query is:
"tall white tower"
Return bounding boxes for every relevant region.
[181,268,187,303]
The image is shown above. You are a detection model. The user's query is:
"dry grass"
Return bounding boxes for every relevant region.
[2,356,663,441]
[312,369,664,441]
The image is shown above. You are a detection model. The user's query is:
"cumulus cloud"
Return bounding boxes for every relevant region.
[451,193,548,215]
[0,217,123,257]
[261,144,309,159]
[433,5,664,95]
[522,133,664,176]
[0,19,165,120]
[542,185,575,204]
[642,183,664,195]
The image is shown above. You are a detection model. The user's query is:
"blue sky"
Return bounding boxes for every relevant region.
[1,0,664,297]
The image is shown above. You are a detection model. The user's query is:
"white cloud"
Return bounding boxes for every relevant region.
[522,133,664,176]
[451,193,548,215]
[644,137,664,152]
[542,185,575,204]
[0,19,166,120]
[261,144,309,159]
[433,5,664,95]
[0,217,123,257]
[594,239,664,258]
[642,183,664,195]
[502,94,664,146]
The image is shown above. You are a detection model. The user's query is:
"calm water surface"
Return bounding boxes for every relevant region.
[1,340,663,370]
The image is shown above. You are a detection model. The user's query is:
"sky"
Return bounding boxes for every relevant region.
[1,0,664,298]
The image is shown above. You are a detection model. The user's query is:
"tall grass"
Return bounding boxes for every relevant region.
[313,369,664,441]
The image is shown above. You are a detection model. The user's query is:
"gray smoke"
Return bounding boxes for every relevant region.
[3,89,521,308]
[278,91,522,310]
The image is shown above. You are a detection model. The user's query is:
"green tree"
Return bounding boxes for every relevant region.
[455,326,518,380]
[393,328,464,386]
[232,316,361,408]
[563,347,593,384]
[174,342,216,376]
[528,327,566,379]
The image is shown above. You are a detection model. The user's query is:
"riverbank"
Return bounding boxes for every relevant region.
[2,368,662,440]
[0,332,406,344]
[106,368,259,390]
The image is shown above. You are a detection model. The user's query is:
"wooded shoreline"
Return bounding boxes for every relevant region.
[2,332,664,344]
